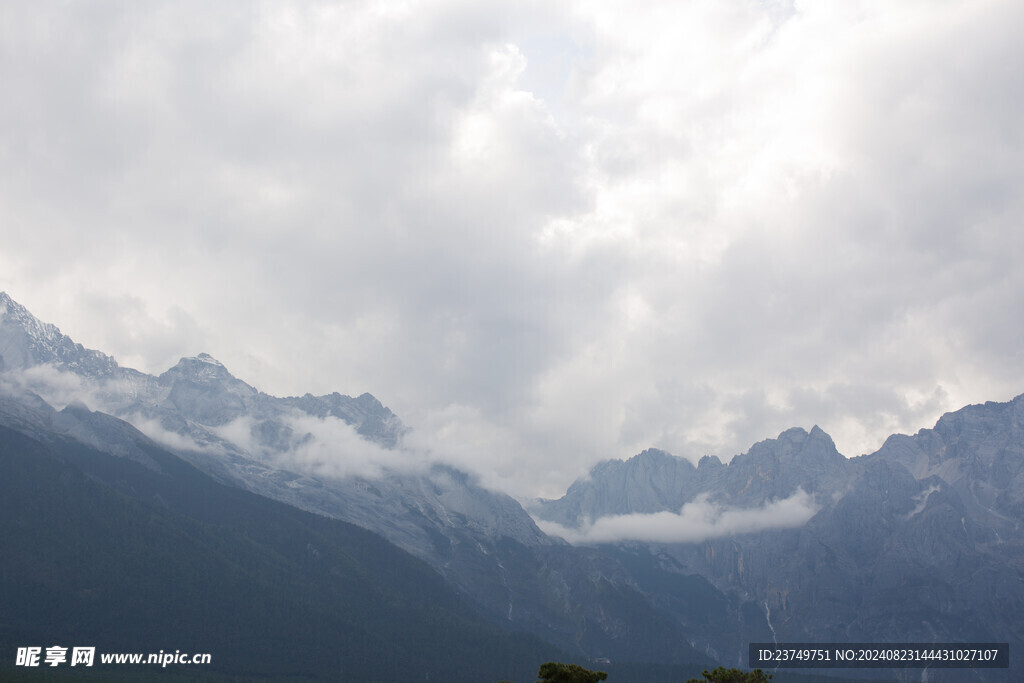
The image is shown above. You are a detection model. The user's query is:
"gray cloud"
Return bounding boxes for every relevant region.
[2,0,1022,499]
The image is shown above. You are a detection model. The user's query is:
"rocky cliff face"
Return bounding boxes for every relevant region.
[534,398,1024,678]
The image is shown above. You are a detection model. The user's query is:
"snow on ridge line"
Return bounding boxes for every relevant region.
[189,353,225,367]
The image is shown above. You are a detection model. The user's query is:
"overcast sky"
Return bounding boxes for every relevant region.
[2,0,1022,498]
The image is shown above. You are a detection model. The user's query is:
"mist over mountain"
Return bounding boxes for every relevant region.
[534,401,1024,678]
[2,291,1021,680]
[0,292,714,672]
[0,408,568,681]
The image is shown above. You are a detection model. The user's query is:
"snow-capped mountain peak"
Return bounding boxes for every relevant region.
[0,291,65,349]
[159,352,238,384]
[0,292,120,377]
[192,352,224,367]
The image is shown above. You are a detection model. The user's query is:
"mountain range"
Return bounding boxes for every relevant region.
[1,290,1021,681]
[535,416,1024,677]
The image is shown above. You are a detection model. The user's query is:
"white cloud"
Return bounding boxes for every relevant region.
[209,412,430,481]
[0,365,97,411]
[535,489,820,545]
[270,412,430,480]
[127,415,215,454]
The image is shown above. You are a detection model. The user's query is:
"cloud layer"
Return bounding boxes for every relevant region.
[2,0,1022,498]
[535,489,820,545]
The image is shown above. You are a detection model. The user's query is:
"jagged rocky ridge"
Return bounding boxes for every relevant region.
[534,401,1024,679]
